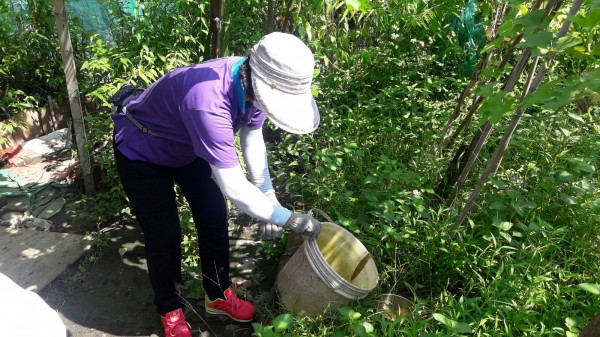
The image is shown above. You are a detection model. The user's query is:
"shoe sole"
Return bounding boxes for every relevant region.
[204,307,254,322]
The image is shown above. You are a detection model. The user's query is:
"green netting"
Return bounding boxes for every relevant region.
[7,0,137,41]
[4,1,27,29]
[453,0,485,76]
[68,0,117,40]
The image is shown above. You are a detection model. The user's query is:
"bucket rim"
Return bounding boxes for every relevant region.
[304,222,378,299]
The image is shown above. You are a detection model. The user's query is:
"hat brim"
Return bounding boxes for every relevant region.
[252,74,320,135]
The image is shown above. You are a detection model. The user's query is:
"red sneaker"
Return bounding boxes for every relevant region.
[161,308,192,337]
[204,285,256,322]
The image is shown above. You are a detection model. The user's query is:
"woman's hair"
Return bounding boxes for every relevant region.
[239,56,255,102]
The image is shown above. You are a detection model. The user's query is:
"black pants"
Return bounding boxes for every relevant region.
[114,147,231,315]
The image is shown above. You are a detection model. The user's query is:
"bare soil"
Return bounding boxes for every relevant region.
[37,197,269,337]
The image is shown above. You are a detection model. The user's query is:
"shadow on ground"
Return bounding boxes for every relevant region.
[38,209,279,337]
[39,222,161,336]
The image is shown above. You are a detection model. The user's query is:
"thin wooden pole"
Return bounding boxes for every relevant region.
[441,0,544,148]
[210,0,224,59]
[268,0,274,33]
[442,0,560,207]
[52,0,96,196]
[454,0,583,228]
[445,122,493,207]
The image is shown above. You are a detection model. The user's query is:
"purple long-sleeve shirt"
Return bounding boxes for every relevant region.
[112,57,265,168]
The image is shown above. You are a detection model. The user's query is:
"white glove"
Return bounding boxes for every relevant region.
[259,190,285,240]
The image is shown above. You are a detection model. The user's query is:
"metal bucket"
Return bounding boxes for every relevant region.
[276,218,378,316]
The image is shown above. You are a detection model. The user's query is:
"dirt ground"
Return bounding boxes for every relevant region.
[36,196,276,337]
[2,127,291,337]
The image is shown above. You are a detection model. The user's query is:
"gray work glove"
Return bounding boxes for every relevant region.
[259,190,284,241]
[283,213,322,240]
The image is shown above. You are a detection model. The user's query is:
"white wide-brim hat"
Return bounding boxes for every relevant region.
[250,32,320,134]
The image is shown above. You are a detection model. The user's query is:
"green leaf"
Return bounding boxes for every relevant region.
[345,0,370,12]
[272,314,294,333]
[571,9,600,28]
[481,37,503,53]
[578,283,600,295]
[519,30,553,55]
[498,19,518,37]
[489,201,507,210]
[577,162,595,173]
[560,193,577,205]
[514,9,549,34]
[521,78,558,108]
[475,82,497,97]
[568,159,596,174]
[432,313,473,333]
[554,35,583,52]
[512,201,526,216]
[568,113,586,123]
[362,322,374,334]
[339,306,362,321]
[496,221,513,231]
[523,31,553,48]
[511,200,536,216]
[264,329,279,337]
[518,4,528,15]
[352,322,374,337]
[479,91,515,125]
[557,171,575,182]
[522,71,600,110]
[499,231,512,242]
[559,127,572,137]
[251,322,264,335]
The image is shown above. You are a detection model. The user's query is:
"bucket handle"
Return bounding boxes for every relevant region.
[282,209,333,256]
[308,208,334,223]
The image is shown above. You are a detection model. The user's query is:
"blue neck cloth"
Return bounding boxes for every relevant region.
[232,57,247,115]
